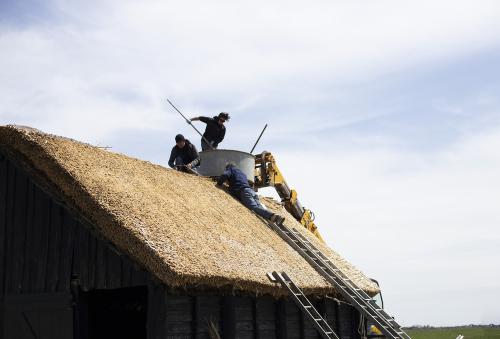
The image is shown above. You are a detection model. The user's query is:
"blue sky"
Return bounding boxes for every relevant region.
[1,0,500,326]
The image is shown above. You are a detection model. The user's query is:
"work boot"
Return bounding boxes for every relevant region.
[270,214,285,225]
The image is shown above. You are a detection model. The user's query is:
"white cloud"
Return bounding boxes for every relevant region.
[2,0,500,140]
[273,125,500,325]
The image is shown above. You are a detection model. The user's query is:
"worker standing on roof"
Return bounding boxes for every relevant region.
[190,112,230,151]
[168,134,200,172]
[217,163,285,224]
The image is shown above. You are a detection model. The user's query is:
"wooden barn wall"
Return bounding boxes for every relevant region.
[147,291,361,339]
[0,151,149,297]
[0,151,362,339]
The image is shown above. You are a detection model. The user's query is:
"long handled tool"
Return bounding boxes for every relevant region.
[250,124,268,154]
[167,99,215,150]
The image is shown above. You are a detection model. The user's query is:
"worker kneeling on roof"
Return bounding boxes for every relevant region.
[168,134,200,172]
[190,112,229,151]
[217,163,285,224]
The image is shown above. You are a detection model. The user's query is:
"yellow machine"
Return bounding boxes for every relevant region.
[254,151,325,242]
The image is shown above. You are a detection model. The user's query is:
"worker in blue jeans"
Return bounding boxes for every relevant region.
[217,163,285,224]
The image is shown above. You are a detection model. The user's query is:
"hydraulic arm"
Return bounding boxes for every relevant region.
[254,152,325,242]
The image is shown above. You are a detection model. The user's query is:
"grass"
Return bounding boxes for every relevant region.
[406,327,500,339]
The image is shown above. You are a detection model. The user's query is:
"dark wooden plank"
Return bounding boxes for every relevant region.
[106,247,122,289]
[131,267,147,286]
[71,221,81,285]
[166,295,193,322]
[58,214,76,292]
[0,153,8,296]
[255,296,276,338]
[222,296,236,339]
[284,299,301,339]
[166,295,193,336]
[46,202,63,292]
[21,180,36,293]
[4,161,19,294]
[33,188,51,292]
[147,279,166,339]
[322,298,339,335]
[338,301,356,339]
[3,292,74,339]
[2,161,14,294]
[275,299,287,339]
[76,224,90,291]
[87,232,97,289]
[233,296,254,338]
[13,167,29,294]
[95,237,107,289]
[192,294,199,336]
[253,297,259,339]
[195,296,222,338]
[350,305,361,339]
[28,183,43,292]
[120,256,133,287]
[302,299,321,339]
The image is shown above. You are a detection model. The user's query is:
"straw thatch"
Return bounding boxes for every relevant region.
[0,125,379,297]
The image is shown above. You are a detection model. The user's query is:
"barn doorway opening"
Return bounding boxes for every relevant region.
[82,286,147,339]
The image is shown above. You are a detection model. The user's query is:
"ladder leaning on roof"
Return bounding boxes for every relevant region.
[267,220,411,339]
[267,271,340,339]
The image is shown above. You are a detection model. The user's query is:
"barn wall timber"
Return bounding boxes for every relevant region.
[0,151,149,297]
[147,292,360,339]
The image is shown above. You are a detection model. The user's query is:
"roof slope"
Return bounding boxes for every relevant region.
[0,125,379,296]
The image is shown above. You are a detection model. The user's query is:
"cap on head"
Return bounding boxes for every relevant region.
[225,162,236,169]
[218,112,230,121]
[175,134,185,142]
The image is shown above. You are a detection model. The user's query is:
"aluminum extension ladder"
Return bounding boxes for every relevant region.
[268,220,411,339]
[268,271,340,339]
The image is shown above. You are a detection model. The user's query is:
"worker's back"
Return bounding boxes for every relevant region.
[222,165,251,196]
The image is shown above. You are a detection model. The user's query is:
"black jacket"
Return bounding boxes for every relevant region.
[199,116,226,147]
[168,140,200,168]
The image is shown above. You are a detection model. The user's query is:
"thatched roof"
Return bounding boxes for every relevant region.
[0,125,379,297]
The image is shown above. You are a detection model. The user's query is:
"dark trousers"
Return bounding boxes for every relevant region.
[201,139,217,151]
[239,187,273,220]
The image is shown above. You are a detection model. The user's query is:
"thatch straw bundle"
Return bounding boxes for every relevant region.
[0,125,379,297]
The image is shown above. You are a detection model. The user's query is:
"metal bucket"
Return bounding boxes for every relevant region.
[198,149,255,182]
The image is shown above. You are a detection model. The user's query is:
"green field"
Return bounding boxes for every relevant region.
[406,327,500,339]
